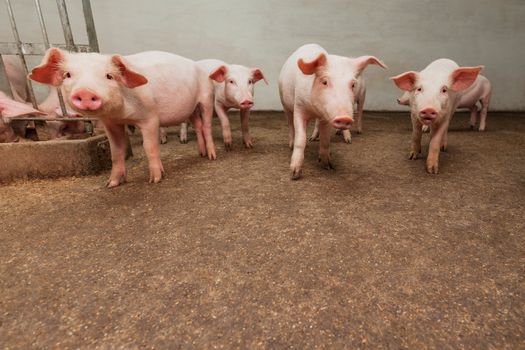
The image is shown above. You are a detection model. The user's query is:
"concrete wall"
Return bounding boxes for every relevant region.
[1,0,523,111]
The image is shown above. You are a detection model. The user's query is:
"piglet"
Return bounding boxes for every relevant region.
[0,92,46,143]
[397,74,491,131]
[391,58,483,174]
[279,44,386,179]
[29,49,223,187]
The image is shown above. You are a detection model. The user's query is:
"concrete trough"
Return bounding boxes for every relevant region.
[0,134,118,183]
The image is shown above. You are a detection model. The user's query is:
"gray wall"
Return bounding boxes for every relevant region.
[1,0,523,111]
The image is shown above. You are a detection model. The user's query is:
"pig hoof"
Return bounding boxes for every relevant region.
[478,127,485,132]
[207,151,217,160]
[291,168,302,180]
[344,137,352,144]
[426,164,439,174]
[244,140,253,149]
[106,177,124,188]
[179,138,188,144]
[335,129,342,136]
[356,130,362,135]
[224,142,233,151]
[470,125,475,130]
[440,146,447,152]
[160,136,168,144]
[319,158,335,170]
[422,126,430,133]
[308,134,319,142]
[409,152,420,160]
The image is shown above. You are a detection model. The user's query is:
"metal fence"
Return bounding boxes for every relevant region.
[0,0,100,137]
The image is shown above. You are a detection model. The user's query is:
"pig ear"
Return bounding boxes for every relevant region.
[450,66,483,92]
[0,94,46,119]
[390,71,418,91]
[355,56,388,74]
[111,55,148,88]
[28,48,66,86]
[209,65,227,82]
[252,68,268,84]
[297,53,327,75]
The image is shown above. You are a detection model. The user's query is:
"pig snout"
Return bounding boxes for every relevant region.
[239,99,254,109]
[419,108,437,124]
[70,89,102,111]
[332,115,354,129]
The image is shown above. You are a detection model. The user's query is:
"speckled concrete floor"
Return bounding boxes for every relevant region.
[1,112,524,349]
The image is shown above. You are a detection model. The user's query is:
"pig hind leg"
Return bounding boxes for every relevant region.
[160,127,168,144]
[189,112,206,157]
[469,105,479,130]
[309,119,320,142]
[284,108,294,150]
[179,122,188,143]
[479,95,490,132]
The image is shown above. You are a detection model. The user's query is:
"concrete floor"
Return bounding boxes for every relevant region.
[1,112,524,349]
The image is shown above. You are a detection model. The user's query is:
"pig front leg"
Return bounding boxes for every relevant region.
[341,130,352,144]
[215,103,233,150]
[240,108,253,148]
[179,122,188,143]
[159,127,168,144]
[409,117,423,160]
[309,119,320,141]
[318,120,334,170]
[290,110,308,180]
[426,121,449,174]
[104,122,128,188]
[138,117,164,184]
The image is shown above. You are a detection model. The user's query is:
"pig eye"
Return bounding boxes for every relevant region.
[248,79,253,85]
[416,87,422,92]
[106,73,114,80]
[441,86,448,94]
[321,79,328,86]
[350,80,356,89]
[229,80,235,85]
[64,72,71,79]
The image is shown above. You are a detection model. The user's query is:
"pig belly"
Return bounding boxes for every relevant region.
[155,88,198,126]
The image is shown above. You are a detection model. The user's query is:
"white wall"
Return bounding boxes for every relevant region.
[1,0,524,111]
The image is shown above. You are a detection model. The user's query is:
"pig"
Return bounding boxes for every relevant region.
[397,74,491,131]
[391,58,483,174]
[308,58,373,144]
[168,60,267,149]
[279,44,387,179]
[195,59,267,149]
[29,48,224,187]
[0,91,46,142]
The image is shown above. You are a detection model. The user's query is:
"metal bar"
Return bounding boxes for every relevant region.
[11,117,98,122]
[0,54,14,98]
[35,0,68,117]
[56,0,75,49]
[0,42,91,55]
[5,0,39,109]
[82,0,99,52]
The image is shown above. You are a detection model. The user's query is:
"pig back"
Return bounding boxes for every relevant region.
[125,51,201,125]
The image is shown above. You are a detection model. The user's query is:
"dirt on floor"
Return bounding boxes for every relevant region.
[0,111,524,349]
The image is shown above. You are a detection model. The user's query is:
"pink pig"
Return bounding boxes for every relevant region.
[29,49,224,187]
[0,91,46,143]
[279,44,387,179]
[397,74,491,131]
[170,60,267,149]
[391,58,483,174]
